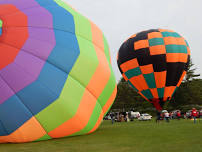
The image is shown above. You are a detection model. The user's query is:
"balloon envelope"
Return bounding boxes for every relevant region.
[117,29,190,110]
[0,0,117,143]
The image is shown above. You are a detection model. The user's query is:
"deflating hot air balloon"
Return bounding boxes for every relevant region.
[0,0,117,143]
[117,29,190,111]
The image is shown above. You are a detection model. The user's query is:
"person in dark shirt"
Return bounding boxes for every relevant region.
[156,110,161,123]
[110,112,115,124]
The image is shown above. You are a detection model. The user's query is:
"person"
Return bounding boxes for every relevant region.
[125,113,130,122]
[191,108,197,124]
[110,112,115,124]
[200,110,202,121]
[176,111,181,120]
[156,110,161,123]
[117,112,120,122]
[169,112,173,119]
[121,114,125,122]
[164,111,170,123]
[184,113,187,119]
[118,112,121,122]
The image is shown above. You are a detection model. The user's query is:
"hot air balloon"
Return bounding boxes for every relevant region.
[117,29,190,111]
[0,0,117,143]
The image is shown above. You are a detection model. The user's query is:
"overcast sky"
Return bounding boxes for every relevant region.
[66,0,202,82]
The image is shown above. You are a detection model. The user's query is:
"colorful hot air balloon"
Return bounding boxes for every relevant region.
[117,29,190,111]
[0,0,117,143]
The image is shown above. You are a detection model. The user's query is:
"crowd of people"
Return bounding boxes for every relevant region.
[156,108,202,123]
[106,108,202,124]
[109,112,130,124]
[156,110,180,123]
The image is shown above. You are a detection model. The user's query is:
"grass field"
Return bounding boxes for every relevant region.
[1,119,202,152]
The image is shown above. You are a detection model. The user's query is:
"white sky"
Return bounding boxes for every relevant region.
[66,0,202,82]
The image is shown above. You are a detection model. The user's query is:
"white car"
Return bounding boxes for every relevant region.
[138,113,152,121]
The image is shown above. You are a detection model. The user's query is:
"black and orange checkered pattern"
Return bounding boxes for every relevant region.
[117,29,190,110]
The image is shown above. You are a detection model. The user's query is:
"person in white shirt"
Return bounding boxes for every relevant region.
[164,112,170,123]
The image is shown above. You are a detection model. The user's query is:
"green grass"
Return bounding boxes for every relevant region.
[1,119,202,152]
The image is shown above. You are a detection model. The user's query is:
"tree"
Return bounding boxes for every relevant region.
[170,58,202,110]
[184,58,200,83]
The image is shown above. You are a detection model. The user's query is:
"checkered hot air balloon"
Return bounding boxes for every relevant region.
[117,29,190,111]
[0,0,117,143]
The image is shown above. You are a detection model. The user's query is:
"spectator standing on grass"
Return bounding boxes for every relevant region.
[117,112,120,122]
[177,111,181,120]
[110,112,115,124]
[164,112,170,123]
[184,113,186,119]
[125,113,130,122]
[169,112,173,119]
[191,108,197,124]
[121,114,125,122]
[156,110,161,123]
[200,110,202,120]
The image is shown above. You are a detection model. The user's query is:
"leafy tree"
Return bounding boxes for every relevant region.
[170,58,201,110]
[184,58,200,83]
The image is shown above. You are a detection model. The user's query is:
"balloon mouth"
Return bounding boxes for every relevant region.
[151,98,169,111]
[0,19,2,36]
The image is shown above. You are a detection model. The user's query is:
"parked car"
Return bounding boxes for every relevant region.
[138,113,152,121]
